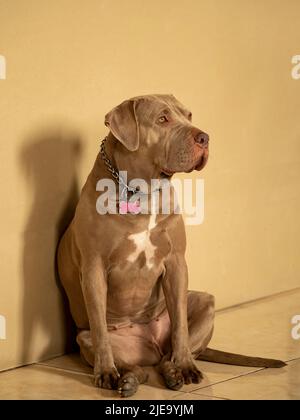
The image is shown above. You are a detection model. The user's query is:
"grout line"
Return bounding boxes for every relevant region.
[189,359,300,398]
[189,356,300,396]
[35,358,300,397]
[164,358,300,396]
[0,352,66,374]
[170,391,229,400]
[35,362,93,378]
[286,357,300,363]
[216,287,300,314]
[189,393,230,401]
[188,368,266,393]
[0,362,36,374]
[36,352,66,365]
[171,391,189,399]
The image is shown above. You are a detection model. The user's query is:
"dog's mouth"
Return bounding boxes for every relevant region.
[194,153,208,171]
[186,149,209,173]
[160,168,175,179]
[161,153,208,178]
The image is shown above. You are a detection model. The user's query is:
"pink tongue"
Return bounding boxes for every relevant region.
[119,201,141,214]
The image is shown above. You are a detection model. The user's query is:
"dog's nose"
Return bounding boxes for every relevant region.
[195,131,209,147]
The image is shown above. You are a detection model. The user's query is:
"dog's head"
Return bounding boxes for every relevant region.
[105,94,209,178]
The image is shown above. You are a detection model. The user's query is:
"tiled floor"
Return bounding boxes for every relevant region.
[1,289,299,400]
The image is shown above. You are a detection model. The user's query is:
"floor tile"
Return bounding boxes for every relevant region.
[0,365,181,400]
[210,289,300,363]
[38,353,261,393]
[172,392,228,400]
[193,359,300,400]
[2,289,299,400]
[140,362,258,394]
[38,353,93,375]
[182,360,261,392]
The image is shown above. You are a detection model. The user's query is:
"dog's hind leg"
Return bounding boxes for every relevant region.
[188,291,215,357]
[157,291,214,391]
[76,329,95,366]
[187,292,286,368]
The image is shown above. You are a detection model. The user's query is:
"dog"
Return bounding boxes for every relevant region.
[57,94,285,397]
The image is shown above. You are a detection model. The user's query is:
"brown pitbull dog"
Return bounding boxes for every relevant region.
[57,94,285,397]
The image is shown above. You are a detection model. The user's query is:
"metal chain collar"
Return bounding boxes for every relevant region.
[100,137,162,201]
[100,137,140,199]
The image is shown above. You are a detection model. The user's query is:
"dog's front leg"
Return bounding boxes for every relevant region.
[161,253,203,387]
[80,261,119,389]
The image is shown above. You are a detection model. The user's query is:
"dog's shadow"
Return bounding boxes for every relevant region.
[19,126,83,364]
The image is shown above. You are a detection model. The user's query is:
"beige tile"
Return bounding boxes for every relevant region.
[172,392,228,400]
[142,363,256,395]
[0,365,181,400]
[38,353,93,375]
[40,354,167,392]
[38,353,261,393]
[194,360,300,400]
[181,360,261,392]
[211,289,300,362]
[29,289,300,399]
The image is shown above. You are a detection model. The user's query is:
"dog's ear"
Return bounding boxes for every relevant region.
[105,99,140,152]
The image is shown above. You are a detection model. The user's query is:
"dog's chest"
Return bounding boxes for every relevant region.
[127,225,157,270]
[108,216,172,283]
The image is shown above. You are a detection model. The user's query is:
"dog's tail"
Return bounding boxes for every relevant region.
[197,348,286,368]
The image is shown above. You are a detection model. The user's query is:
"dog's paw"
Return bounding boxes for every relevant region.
[94,367,120,390]
[161,361,185,391]
[181,363,203,385]
[117,372,139,398]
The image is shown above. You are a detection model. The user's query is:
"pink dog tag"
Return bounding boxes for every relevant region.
[119,201,141,214]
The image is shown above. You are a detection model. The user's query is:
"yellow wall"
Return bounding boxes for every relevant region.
[1,0,300,370]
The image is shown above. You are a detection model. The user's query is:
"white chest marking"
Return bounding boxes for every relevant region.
[127,204,157,269]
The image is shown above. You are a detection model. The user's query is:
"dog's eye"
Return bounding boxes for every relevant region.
[188,112,192,121]
[157,116,168,124]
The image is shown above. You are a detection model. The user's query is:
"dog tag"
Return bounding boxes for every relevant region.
[119,201,141,214]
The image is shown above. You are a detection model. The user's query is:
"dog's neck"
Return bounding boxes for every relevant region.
[89,134,176,217]
[98,133,159,189]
